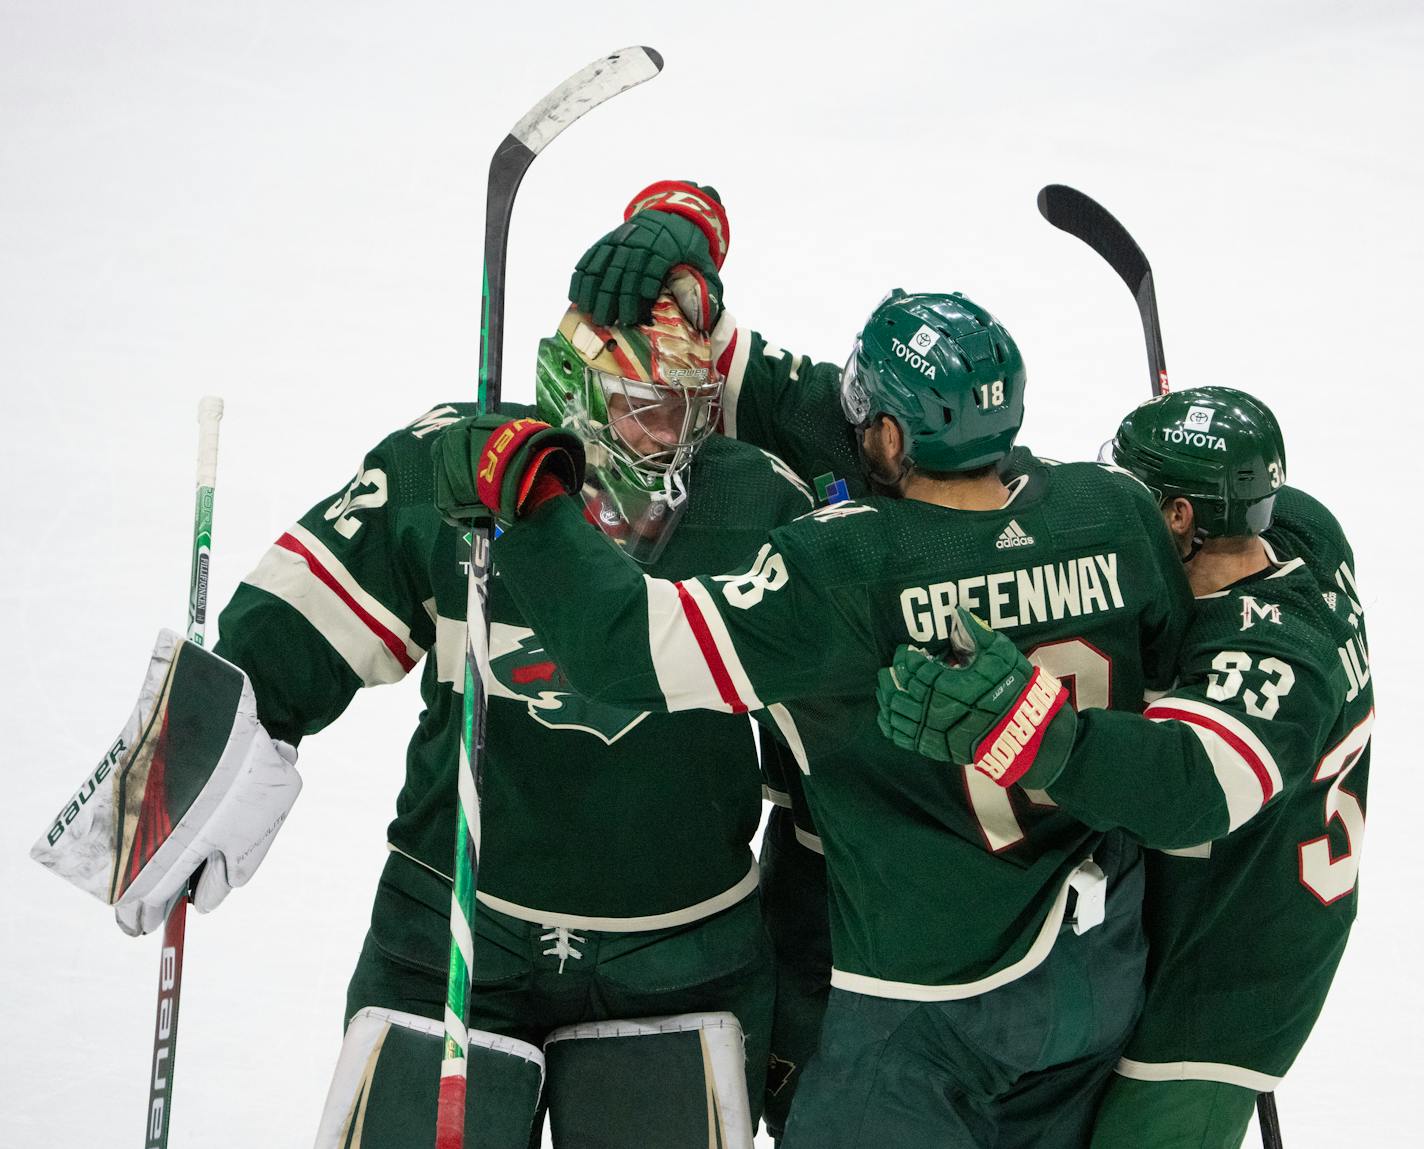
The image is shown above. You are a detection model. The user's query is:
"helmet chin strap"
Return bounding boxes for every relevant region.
[1182,529,1207,563]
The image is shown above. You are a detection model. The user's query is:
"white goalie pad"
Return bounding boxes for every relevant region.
[30,629,301,935]
[315,1007,545,1149]
[545,1011,753,1149]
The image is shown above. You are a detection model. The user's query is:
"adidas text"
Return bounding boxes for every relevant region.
[996,521,1035,549]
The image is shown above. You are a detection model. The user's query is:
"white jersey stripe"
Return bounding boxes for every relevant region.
[680,578,764,712]
[477,861,760,932]
[244,543,418,687]
[713,315,749,439]
[831,857,1095,1000]
[762,784,792,808]
[1116,1056,1282,1092]
[767,703,810,775]
[286,524,424,665]
[1145,696,1283,831]
[793,826,825,854]
[644,575,733,712]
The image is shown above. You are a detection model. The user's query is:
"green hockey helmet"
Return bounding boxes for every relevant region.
[839,290,1026,473]
[1109,386,1286,538]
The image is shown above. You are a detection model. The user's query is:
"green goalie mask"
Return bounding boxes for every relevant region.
[1108,386,1286,538]
[839,290,1026,473]
[535,293,722,564]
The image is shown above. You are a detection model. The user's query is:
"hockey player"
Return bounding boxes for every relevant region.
[436,286,1196,1148]
[876,387,1372,1149]
[571,182,877,1141]
[47,284,817,1147]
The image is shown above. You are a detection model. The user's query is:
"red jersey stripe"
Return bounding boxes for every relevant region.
[276,532,418,674]
[673,580,748,714]
[1148,704,1277,804]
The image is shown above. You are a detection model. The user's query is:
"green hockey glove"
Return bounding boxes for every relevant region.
[569,180,729,331]
[434,415,585,529]
[876,608,1077,788]
[434,413,503,526]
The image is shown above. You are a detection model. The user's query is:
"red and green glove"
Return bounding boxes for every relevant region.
[876,608,1077,789]
[434,414,585,528]
[569,180,730,332]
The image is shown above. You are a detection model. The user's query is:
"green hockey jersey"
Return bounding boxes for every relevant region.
[1045,486,1372,1087]
[493,457,1193,997]
[215,402,813,930]
[713,318,865,506]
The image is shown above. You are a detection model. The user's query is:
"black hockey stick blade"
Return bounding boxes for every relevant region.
[480,46,664,410]
[1037,184,1169,396]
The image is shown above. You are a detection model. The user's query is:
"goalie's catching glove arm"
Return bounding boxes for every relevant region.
[30,631,301,935]
[570,180,729,331]
[213,417,451,744]
[877,606,1338,851]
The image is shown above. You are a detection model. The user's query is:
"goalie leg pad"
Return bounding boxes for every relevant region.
[544,1012,754,1149]
[315,1006,545,1149]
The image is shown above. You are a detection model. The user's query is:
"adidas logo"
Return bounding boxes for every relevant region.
[996,520,1035,549]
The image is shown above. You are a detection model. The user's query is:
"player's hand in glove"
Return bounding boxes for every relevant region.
[569,180,730,332]
[434,414,585,528]
[876,607,1077,788]
[29,631,303,936]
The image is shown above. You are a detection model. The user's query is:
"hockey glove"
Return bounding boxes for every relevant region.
[434,415,585,528]
[569,180,729,331]
[876,608,1077,788]
[30,630,302,936]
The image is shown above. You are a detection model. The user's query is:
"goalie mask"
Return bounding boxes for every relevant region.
[535,290,721,565]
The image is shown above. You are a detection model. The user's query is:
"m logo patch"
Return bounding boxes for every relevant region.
[1240,597,1282,631]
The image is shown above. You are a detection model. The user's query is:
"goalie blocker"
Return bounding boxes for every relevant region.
[31,629,301,935]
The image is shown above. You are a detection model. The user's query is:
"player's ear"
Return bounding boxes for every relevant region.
[1162,497,1195,551]
[879,414,905,460]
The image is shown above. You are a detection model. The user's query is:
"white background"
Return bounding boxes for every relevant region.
[2,2,1420,1146]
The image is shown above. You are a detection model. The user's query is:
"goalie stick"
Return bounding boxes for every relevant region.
[1036,183,1285,1149]
[143,396,223,1149]
[438,47,664,1149]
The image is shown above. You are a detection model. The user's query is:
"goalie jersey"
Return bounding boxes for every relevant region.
[1056,487,1373,1088]
[493,457,1193,997]
[214,402,812,929]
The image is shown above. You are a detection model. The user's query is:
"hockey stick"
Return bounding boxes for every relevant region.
[1036,184,1169,397]
[437,47,664,1149]
[1036,184,1285,1149]
[143,396,223,1149]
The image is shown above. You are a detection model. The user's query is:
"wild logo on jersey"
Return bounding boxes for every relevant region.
[488,624,650,744]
